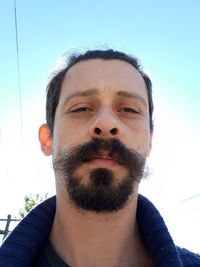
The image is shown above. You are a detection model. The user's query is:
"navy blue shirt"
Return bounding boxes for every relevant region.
[1,195,200,267]
[33,240,69,267]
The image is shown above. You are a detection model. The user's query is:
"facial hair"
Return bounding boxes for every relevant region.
[53,138,147,213]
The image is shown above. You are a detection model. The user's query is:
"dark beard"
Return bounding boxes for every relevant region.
[53,138,147,213]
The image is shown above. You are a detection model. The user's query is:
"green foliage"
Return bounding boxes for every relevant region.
[19,193,48,218]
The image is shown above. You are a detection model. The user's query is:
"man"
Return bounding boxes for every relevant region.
[0,49,199,267]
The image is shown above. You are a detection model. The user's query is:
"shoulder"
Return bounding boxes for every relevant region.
[177,247,200,266]
[0,196,56,267]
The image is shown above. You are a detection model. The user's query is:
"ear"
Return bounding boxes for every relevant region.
[38,124,52,156]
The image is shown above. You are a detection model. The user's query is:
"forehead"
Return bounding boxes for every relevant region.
[61,59,147,99]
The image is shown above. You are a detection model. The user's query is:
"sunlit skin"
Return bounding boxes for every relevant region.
[39,59,153,267]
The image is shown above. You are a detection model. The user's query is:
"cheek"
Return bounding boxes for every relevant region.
[53,118,88,152]
[125,124,151,155]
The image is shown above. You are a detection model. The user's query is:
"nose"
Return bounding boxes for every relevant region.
[89,107,123,139]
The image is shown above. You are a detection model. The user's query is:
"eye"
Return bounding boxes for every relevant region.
[70,107,92,113]
[120,107,139,114]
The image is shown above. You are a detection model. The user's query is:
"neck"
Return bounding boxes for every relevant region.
[50,192,153,267]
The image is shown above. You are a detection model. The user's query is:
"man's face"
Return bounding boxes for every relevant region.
[45,59,152,212]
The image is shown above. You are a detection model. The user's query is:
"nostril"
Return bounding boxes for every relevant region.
[110,128,118,135]
[95,127,101,135]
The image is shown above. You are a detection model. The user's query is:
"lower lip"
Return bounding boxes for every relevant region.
[87,158,118,167]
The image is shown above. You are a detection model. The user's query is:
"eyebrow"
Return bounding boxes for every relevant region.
[63,88,98,106]
[62,88,147,107]
[117,91,147,107]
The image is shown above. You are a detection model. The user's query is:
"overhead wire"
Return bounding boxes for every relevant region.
[14,0,24,144]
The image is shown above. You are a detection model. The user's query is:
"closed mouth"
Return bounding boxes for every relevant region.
[88,151,122,165]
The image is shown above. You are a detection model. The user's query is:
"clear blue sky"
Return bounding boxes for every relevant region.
[0,0,200,124]
[0,0,200,250]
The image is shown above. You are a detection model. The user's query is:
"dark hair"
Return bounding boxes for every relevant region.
[46,49,154,135]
